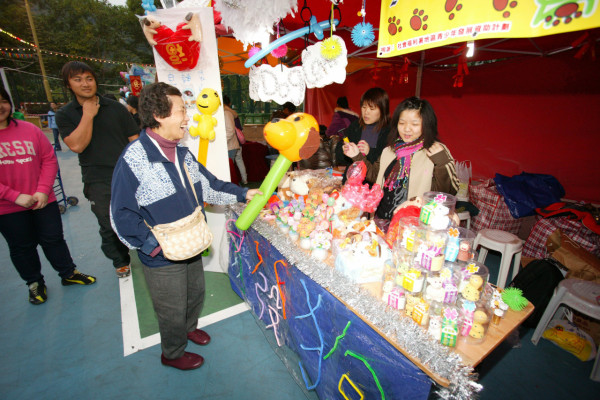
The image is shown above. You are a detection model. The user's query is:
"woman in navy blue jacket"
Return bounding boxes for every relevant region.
[110,83,260,371]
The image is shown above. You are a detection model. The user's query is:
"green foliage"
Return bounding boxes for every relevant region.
[0,0,154,102]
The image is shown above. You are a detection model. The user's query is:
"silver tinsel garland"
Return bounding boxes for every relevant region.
[226,205,483,399]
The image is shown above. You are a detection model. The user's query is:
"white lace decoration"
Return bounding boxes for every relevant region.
[302,35,347,89]
[214,0,297,48]
[249,64,305,106]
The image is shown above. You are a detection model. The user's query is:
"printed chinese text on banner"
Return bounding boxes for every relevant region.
[378,0,600,58]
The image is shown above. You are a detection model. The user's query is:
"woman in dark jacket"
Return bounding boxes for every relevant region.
[335,87,390,183]
[111,83,260,371]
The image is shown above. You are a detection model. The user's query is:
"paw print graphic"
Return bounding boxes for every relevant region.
[493,0,518,18]
[388,16,402,36]
[410,9,428,31]
[445,0,463,20]
[544,3,582,26]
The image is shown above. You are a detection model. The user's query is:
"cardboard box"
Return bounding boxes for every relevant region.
[242,124,265,143]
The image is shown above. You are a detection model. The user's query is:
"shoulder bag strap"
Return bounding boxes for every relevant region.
[183,163,200,207]
[143,162,201,230]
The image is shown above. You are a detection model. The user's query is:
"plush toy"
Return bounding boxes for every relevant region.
[142,16,161,46]
[278,172,312,202]
[183,12,203,43]
[189,88,221,166]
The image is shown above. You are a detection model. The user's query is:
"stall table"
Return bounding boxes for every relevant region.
[226,207,533,399]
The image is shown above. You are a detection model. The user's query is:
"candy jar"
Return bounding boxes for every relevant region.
[456,227,477,262]
[405,291,422,318]
[384,286,406,310]
[412,297,430,326]
[420,191,456,229]
[402,267,425,294]
[392,246,414,286]
[468,303,491,344]
[310,230,332,261]
[414,228,447,272]
[457,261,489,296]
[427,301,444,341]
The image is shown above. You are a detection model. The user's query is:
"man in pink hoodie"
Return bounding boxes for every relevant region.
[0,86,96,305]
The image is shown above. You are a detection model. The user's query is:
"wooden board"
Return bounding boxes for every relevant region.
[455,302,534,367]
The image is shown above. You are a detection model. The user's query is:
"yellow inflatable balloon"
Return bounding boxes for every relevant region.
[188,88,221,165]
[263,113,320,162]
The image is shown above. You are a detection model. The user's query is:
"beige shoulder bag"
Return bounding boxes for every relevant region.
[144,164,213,261]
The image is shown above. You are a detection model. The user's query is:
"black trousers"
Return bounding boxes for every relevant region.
[0,201,76,285]
[83,181,130,269]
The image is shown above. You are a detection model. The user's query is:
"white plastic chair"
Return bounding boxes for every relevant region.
[473,229,523,289]
[531,279,600,381]
[457,210,471,229]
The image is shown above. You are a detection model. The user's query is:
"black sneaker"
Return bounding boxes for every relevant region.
[29,281,47,305]
[61,270,97,286]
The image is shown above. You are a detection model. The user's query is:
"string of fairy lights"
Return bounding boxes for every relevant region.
[0,27,154,67]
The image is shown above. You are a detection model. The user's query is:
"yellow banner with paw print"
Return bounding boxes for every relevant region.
[378,0,600,58]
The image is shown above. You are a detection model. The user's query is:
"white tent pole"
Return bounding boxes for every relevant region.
[415,51,425,97]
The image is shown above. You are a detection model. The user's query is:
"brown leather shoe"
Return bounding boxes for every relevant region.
[161,352,204,370]
[187,329,211,345]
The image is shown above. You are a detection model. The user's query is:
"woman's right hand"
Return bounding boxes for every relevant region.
[15,194,35,208]
[343,142,360,158]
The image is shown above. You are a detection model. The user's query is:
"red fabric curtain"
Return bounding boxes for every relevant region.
[306,53,600,202]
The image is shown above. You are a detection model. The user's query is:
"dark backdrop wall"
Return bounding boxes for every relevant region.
[306,53,600,202]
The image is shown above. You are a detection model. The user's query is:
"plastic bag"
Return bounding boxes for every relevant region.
[494,172,565,219]
[455,160,471,200]
[542,316,597,361]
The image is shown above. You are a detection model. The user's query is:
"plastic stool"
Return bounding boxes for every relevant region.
[457,211,471,229]
[531,279,600,381]
[473,229,523,289]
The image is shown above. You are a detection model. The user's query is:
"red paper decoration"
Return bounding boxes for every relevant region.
[153,22,201,71]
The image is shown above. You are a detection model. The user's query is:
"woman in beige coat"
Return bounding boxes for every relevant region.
[342,96,460,231]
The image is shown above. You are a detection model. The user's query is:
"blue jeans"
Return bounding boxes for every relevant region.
[52,128,61,150]
[142,256,205,359]
[0,201,76,285]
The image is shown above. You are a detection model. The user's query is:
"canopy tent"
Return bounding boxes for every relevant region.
[214,1,600,202]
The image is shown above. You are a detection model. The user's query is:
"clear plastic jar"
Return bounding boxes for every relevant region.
[420,191,457,229]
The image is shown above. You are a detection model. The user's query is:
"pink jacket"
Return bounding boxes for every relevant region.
[0,120,58,215]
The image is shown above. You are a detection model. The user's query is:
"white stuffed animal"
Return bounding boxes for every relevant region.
[141,16,161,46]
